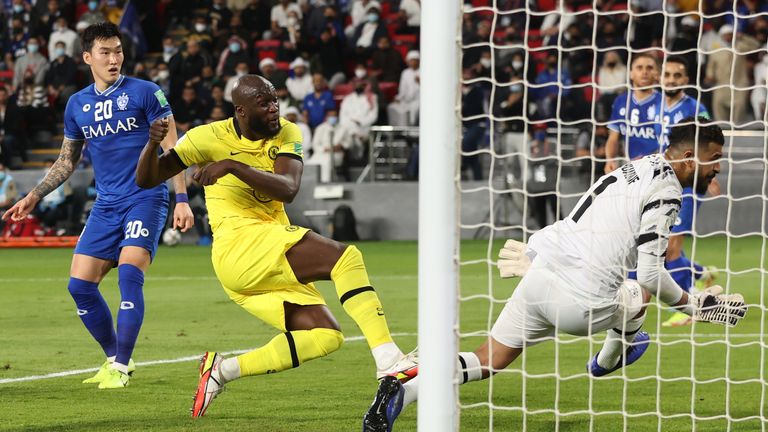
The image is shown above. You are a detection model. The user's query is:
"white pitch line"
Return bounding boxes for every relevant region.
[0,333,417,385]
[0,274,423,283]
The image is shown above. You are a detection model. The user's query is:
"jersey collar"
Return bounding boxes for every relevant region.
[94,74,125,97]
[232,117,242,139]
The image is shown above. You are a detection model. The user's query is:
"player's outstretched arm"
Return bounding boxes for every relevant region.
[135,118,184,189]
[193,155,302,203]
[157,116,194,232]
[2,137,83,222]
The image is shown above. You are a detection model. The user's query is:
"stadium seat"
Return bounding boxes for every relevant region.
[255,39,281,50]
[471,0,492,7]
[333,83,354,105]
[538,0,556,11]
[379,82,398,103]
[610,2,628,10]
[393,44,409,61]
[275,61,290,71]
[578,76,595,102]
[258,50,277,61]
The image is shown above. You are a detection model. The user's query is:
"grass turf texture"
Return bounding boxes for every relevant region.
[0,237,765,431]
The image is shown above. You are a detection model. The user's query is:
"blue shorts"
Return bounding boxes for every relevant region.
[75,198,168,262]
[671,187,703,234]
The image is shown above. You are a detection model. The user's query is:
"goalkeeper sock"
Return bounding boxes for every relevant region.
[218,357,241,384]
[402,377,419,408]
[116,264,145,367]
[68,277,117,358]
[597,313,646,369]
[331,245,395,353]
[237,328,344,377]
[458,352,483,384]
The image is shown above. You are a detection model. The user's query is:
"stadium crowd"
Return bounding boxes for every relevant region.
[0,0,765,235]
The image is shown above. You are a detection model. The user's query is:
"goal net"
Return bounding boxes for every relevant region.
[450,1,768,431]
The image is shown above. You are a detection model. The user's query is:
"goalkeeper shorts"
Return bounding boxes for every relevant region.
[491,258,645,348]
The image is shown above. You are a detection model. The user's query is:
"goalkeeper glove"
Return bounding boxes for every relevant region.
[685,286,747,327]
[497,239,531,278]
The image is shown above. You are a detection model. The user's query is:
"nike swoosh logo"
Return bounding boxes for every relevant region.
[230,151,244,155]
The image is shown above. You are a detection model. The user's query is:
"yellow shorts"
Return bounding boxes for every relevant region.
[212,222,326,332]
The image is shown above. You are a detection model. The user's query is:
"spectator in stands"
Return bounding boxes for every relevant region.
[303,73,334,129]
[152,61,172,97]
[10,0,40,36]
[174,86,207,134]
[189,15,214,52]
[17,67,51,134]
[0,86,24,168]
[39,0,63,40]
[224,61,249,103]
[462,19,491,68]
[597,51,627,122]
[704,25,761,124]
[210,0,233,35]
[207,84,234,118]
[33,159,73,234]
[338,77,378,164]
[533,51,572,121]
[670,16,702,84]
[14,37,48,90]
[216,35,250,78]
[0,162,17,228]
[258,57,288,90]
[314,23,346,89]
[241,0,272,41]
[222,13,253,55]
[351,2,386,60]
[508,51,536,84]
[79,0,106,26]
[284,106,312,149]
[540,0,575,46]
[47,17,77,61]
[206,105,228,123]
[168,37,214,103]
[45,40,77,113]
[562,22,592,81]
[278,9,303,61]
[525,127,561,230]
[398,0,421,34]
[161,36,178,64]
[271,0,302,34]
[306,108,347,183]
[345,0,377,39]
[631,0,665,49]
[575,123,608,181]
[492,71,525,182]
[595,18,627,65]
[475,49,492,79]
[196,65,222,103]
[277,83,299,115]
[370,36,405,83]
[303,0,329,39]
[387,50,420,126]
[286,57,314,102]
[751,50,768,123]
[461,68,488,181]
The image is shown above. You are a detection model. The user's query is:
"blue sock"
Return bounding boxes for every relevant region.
[68,277,117,357]
[692,261,705,280]
[116,264,145,366]
[665,255,693,293]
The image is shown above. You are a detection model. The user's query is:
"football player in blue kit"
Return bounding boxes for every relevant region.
[2,22,194,388]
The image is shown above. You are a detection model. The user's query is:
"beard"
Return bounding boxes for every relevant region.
[249,116,281,138]
[695,173,714,194]
[664,88,682,98]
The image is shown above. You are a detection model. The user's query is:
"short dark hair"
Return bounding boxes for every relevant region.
[668,116,725,151]
[665,55,689,73]
[81,22,122,53]
[630,52,658,68]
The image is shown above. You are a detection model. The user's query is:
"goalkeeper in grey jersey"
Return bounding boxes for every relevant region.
[363,117,748,432]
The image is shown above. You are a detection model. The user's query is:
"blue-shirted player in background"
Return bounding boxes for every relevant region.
[660,56,718,327]
[2,22,194,388]
[604,52,663,174]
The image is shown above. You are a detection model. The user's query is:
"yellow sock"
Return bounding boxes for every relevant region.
[236,328,343,377]
[331,245,394,349]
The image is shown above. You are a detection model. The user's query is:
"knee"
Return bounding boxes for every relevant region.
[68,277,98,297]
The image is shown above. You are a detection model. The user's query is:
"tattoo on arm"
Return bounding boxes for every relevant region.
[29,138,84,200]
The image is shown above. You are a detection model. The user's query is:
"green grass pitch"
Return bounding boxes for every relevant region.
[0,237,765,431]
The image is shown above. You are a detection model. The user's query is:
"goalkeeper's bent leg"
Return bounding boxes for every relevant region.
[233,328,344,379]
[331,245,403,370]
[597,312,647,369]
[400,352,486,410]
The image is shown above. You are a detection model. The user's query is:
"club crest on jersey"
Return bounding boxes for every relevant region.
[117,92,129,111]
[268,146,279,160]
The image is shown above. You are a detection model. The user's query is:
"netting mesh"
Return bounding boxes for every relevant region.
[456,1,768,430]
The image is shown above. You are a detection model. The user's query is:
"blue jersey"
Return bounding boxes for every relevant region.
[661,94,710,149]
[608,91,663,160]
[64,75,172,203]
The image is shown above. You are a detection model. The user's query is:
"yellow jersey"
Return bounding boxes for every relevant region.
[172,117,303,232]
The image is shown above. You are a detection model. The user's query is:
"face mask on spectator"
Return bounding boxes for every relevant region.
[236,69,248,76]
[327,116,338,126]
[27,44,39,53]
[54,47,65,57]
[366,13,378,23]
[13,4,23,13]
[195,23,206,32]
[164,45,176,54]
[480,58,491,68]
[88,1,98,11]
[287,16,298,27]
[157,70,169,80]
[512,60,523,69]
[229,42,241,53]
[354,68,366,79]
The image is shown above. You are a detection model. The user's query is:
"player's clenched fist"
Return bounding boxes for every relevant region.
[149,117,169,144]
